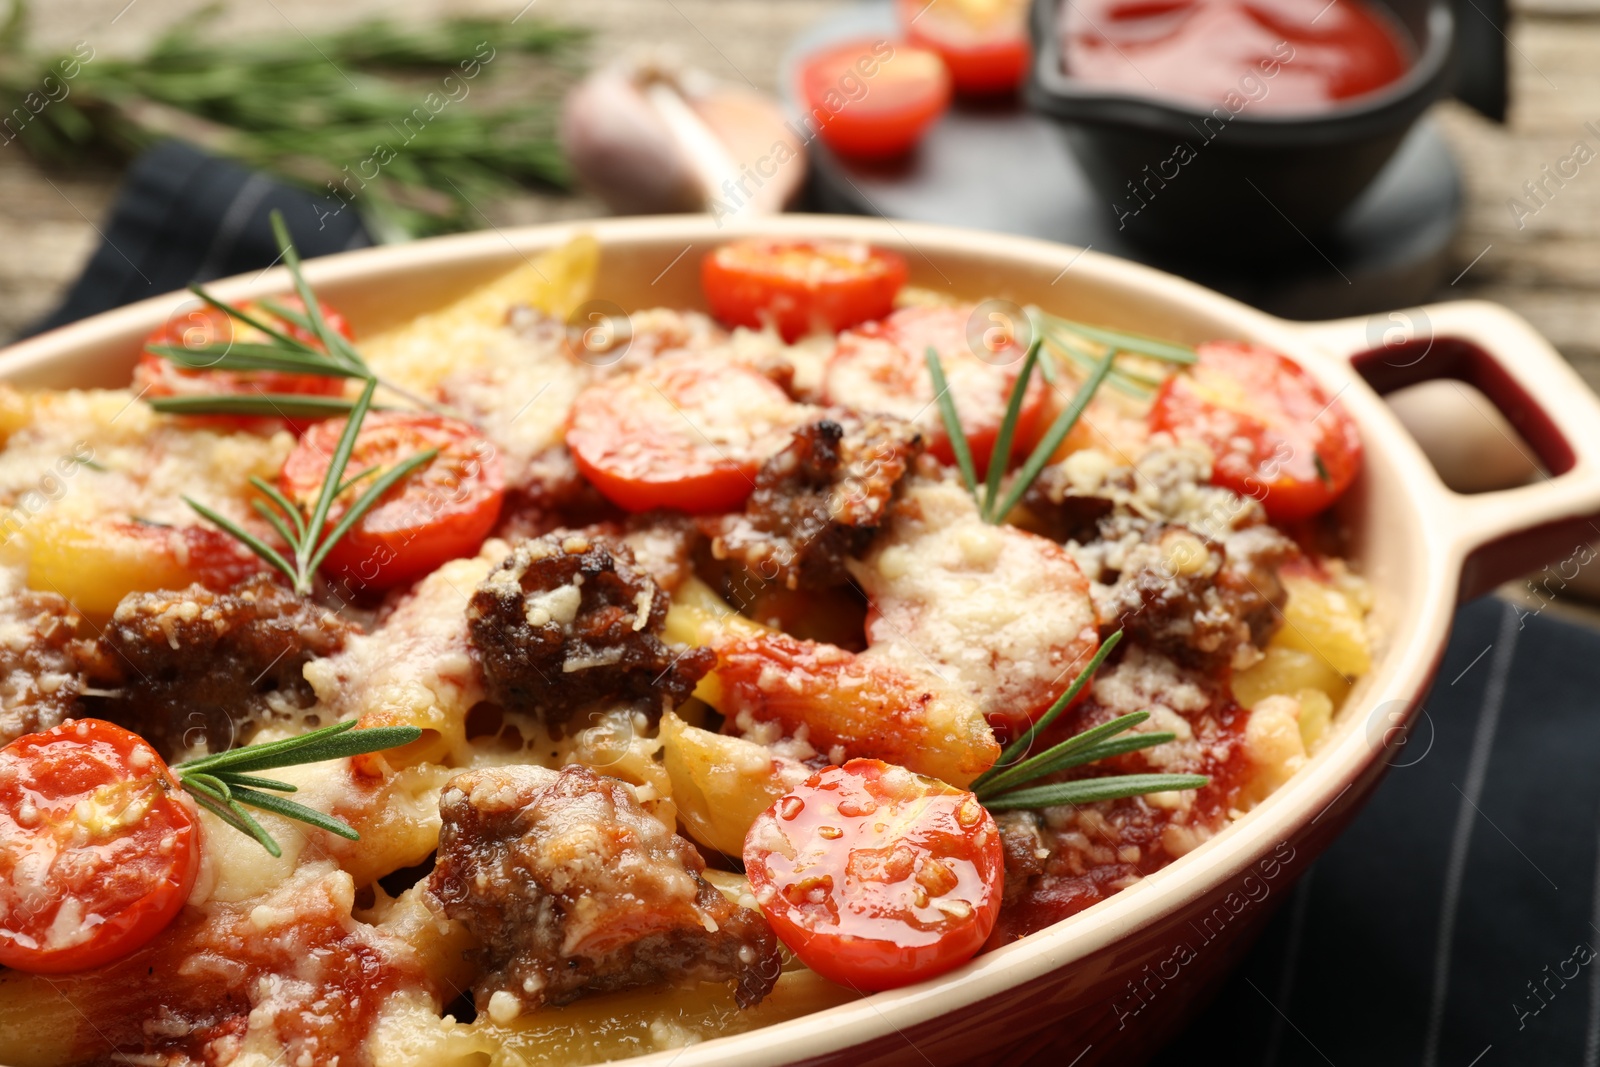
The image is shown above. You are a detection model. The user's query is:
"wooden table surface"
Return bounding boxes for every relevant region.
[10,0,1600,624]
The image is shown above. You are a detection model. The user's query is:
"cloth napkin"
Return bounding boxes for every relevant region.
[1152,594,1600,1066]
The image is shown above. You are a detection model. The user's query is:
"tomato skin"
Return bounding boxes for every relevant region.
[800,39,952,159]
[824,305,1045,477]
[744,759,1002,991]
[566,355,803,514]
[0,719,199,974]
[282,412,504,591]
[899,0,1032,95]
[1149,341,1362,522]
[135,297,354,434]
[701,239,908,342]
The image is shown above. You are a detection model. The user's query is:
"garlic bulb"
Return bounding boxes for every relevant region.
[561,56,806,219]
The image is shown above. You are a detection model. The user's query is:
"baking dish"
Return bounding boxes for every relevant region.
[5,214,1597,1066]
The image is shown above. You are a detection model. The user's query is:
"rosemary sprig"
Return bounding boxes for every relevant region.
[0,4,589,238]
[970,630,1209,811]
[929,310,1197,523]
[168,211,437,595]
[174,719,423,856]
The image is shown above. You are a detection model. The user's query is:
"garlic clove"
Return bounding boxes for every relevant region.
[560,66,706,215]
[560,58,806,218]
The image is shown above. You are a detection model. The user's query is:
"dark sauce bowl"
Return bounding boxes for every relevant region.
[1025,0,1454,254]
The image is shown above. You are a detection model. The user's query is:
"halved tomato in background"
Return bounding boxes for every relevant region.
[0,719,200,974]
[799,38,952,159]
[1149,340,1362,522]
[282,411,504,591]
[134,296,354,433]
[702,239,908,342]
[899,0,1032,95]
[824,304,1046,477]
[744,758,1003,991]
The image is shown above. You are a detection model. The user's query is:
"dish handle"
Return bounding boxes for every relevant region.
[1294,300,1600,601]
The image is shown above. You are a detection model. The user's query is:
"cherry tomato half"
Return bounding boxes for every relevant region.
[282,412,504,591]
[0,719,199,974]
[701,239,908,342]
[800,38,952,159]
[744,758,1003,991]
[1149,341,1362,522]
[900,0,1032,96]
[824,304,1046,477]
[566,354,804,514]
[135,296,354,434]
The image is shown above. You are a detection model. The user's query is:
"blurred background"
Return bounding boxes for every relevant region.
[0,0,1589,387]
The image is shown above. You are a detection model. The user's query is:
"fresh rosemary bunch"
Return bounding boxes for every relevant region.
[163,210,435,595]
[927,313,1196,523]
[0,2,588,238]
[971,631,1209,811]
[174,719,423,856]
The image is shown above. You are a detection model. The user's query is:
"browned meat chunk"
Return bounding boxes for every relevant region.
[1025,450,1299,671]
[1095,520,1297,671]
[702,412,921,591]
[467,533,714,724]
[82,574,355,759]
[428,764,781,1014]
[0,590,91,744]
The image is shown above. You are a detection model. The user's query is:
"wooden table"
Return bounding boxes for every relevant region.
[9,0,1600,621]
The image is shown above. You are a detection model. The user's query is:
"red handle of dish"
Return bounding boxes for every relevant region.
[1295,300,1600,600]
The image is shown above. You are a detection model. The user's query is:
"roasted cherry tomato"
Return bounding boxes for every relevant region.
[900,0,1031,95]
[134,296,354,433]
[800,38,952,159]
[824,304,1045,477]
[0,719,199,974]
[701,239,908,342]
[566,354,803,514]
[1149,341,1362,522]
[282,411,504,591]
[744,758,1003,991]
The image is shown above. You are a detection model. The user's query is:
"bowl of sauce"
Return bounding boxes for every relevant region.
[1026,0,1453,252]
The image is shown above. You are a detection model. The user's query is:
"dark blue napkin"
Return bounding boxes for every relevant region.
[1152,594,1598,1066]
[23,140,370,339]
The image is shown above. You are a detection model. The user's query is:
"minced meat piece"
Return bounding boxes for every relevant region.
[82,574,355,760]
[1093,519,1297,671]
[0,590,91,744]
[467,533,713,724]
[428,764,781,1015]
[702,412,921,591]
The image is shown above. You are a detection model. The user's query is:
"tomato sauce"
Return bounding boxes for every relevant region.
[990,692,1254,943]
[1060,0,1411,111]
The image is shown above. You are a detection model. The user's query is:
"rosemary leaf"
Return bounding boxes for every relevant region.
[251,499,299,550]
[181,724,424,775]
[982,774,1210,812]
[149,394,365,418]
[991,348,1117,523]
[306,448,437,576]
[270,214,367,376]
[211,772,298,793]
[335,465,380,498]
[186,285,320,355]
[182,496,297,584]
[976,710,1152,798]
[296,377,378,593]
[1037,313,1196,364]
[982,336,1041,522]
[227,787,361,840]
[925,346,979,498]
[187,789,283,858]
[249,476,306,541]
[176,719,360,774]
[147,342,364,378]
[974,630,1123,791]
[183,771,233,802]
